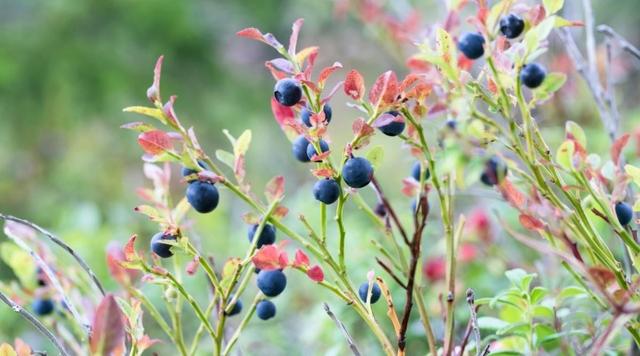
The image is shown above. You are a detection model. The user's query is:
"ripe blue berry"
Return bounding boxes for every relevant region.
[301,104,332,127]
[358,282,381,304]
[342,157,373,188]
[615,202,634,226]
[274,78,302,107]
[248,223,276,248]
[32,298,54,316]
[377,111,405,136]
[186,181,219,213]
[446,120,457,130]
[458,32,485,60]
[292,135,311,162]
[151,232,177,258]
[306,139,330,161]
[480,156,508,186]
[374,203,386,217]
[257,269,287,297]
[225,298,243,316]
[313,179,341,204]
[411,161,430,182]
[520,63,546,89]
[256,300,276,320]
[181,160,208,179]
[499,13,525,39]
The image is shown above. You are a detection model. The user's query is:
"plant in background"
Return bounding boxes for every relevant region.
[1,0,640,355]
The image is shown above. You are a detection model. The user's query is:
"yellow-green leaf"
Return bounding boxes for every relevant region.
[365,146,384,168]
[234,130,252,157]
[0,243,36,289]
[533,72,567,102]
[216,150,234,169]
[543,0,564,14]
[556,140,575,170]
[565,121,586,149]
[625,164,640,187]
[123,106,166,124]
[524,16,556,57]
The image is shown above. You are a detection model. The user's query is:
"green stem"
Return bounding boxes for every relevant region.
[222,293,261,356]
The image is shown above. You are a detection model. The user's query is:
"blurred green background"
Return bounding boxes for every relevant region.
[1,0,639,354]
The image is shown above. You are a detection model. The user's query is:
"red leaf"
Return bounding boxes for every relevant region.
[307,265,324,282]
[310,150,331,162]
[278,251,289,269]
[401,178,419,197]
[293,249,310,268]
[147,55,163,102]
[237,28,265,42]
[352,117,375,137]
[311,167,335,178]
[162,95,181,127]
[423,256,446,281]
[137,130,173,155]
[406,57,431,72]
[252,245,282,270]
[369,71,398,107]
[588,266,616,287]
[611,134,630,165]
[318,62,343,88]
[264,61,288,80]
[267,58,295,74]
[528,4,546,26]
[519,214,544,231]
[270,98,297,135]
[234,154,246,182]
[124,235,138,262]
[499,179,526,208]
[90,294,126,356]
[186,256,199,276]
[289,18,304,56]
[106,242,137,285]
[273,205,289,219]
[265,176,285,202]
[344,70,365,100]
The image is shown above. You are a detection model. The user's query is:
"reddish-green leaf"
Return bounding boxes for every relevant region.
[611,134,630,164]
[344,69,365,100]
[307,265,324,282]
[369,71,398,108]
[288,18,304,57]
[293,249,310,268]
[519,214,544,231]
[90,294,126,356]
[265,176,285,202]
[137,130,173,155]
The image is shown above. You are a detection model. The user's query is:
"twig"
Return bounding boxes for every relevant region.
[397,194,428,352]
[375,257,407,289]
[597,25,640,61]
[0,214,106,297]
[371,176,410,246]
[323,302,362,356]
[468,289,482,356]
[0,290,70,356]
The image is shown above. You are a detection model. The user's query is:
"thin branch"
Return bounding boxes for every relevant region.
[0,290,70,356]
[375,257,407,289]
[597,25,640,61]
[0,214,106,296]
[459,289,481,356]
[370,176,410,246]
[397,194,428,351]
[323,302,362,356]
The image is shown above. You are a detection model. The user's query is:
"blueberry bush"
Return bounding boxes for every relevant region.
[1,0,640,355]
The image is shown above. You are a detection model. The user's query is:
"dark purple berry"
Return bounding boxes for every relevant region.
[256,300,276,320]
[248,224,276,248]
[520,63,546,89]
[377,111,405,136]
[257,270,287,297]
[181,160,209,180]
[186,181,219,213]
[306,139,330,161]
[458,32,485,60]
[313,179,341,205]
[292,135,311,162]
[411,161,430,182]
[225,297,243,316]
[499,13,525,39]
[615,202,634,226]
[358,282,381,304]
[480,156,508,186]
[342,157,373,188]
[32,299,55,316]
[150,232,177,258]
[274,78,302,107]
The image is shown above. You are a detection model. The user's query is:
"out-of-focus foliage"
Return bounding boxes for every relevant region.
[0,0,639,354]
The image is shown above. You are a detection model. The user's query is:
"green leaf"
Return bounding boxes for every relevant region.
[435,28,458,81]
[0,242,36,288]
[556,140,575,170]
[366,145,384,168]
[557,286,587,303]
[524,16,556,57]
[123,106,167,124]
[505,268,536,291]
[488,352,524,356]
[497,321,530,336]
[565,121,586,148]
[530,287,549,304]
[477,316,508,331]
[634,199,640,212]
[216,150,235,169]
[532,305,554,319]
[533,72,567,102]
[543,0,564,14]
[534,324,556,348]
[234,129,252,157]
[625,164,640,187]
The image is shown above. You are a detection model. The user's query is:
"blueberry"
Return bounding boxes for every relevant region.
[615,202,634,226]
[186,181,219,213]
[520,63,546,89]
[342,157,373,188]
[248,223,276,248]
[225,298,243,316]
[257,270,287,297]
[150,232,177,258]
[377,111,405,136]
[480,156,508,186]
[313,179,341,204]
[306,139,330,161]
[274,78,302,107]
[458,32,485,60]
[374,203,386,217]
[358,282,381,304]
[32,299,54,316]
[411,161,430,182]
[256,300,276,320]
[499,13,525,39]
[181,160,209,179]
[292,135,311,163]
[301,104,332,127]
